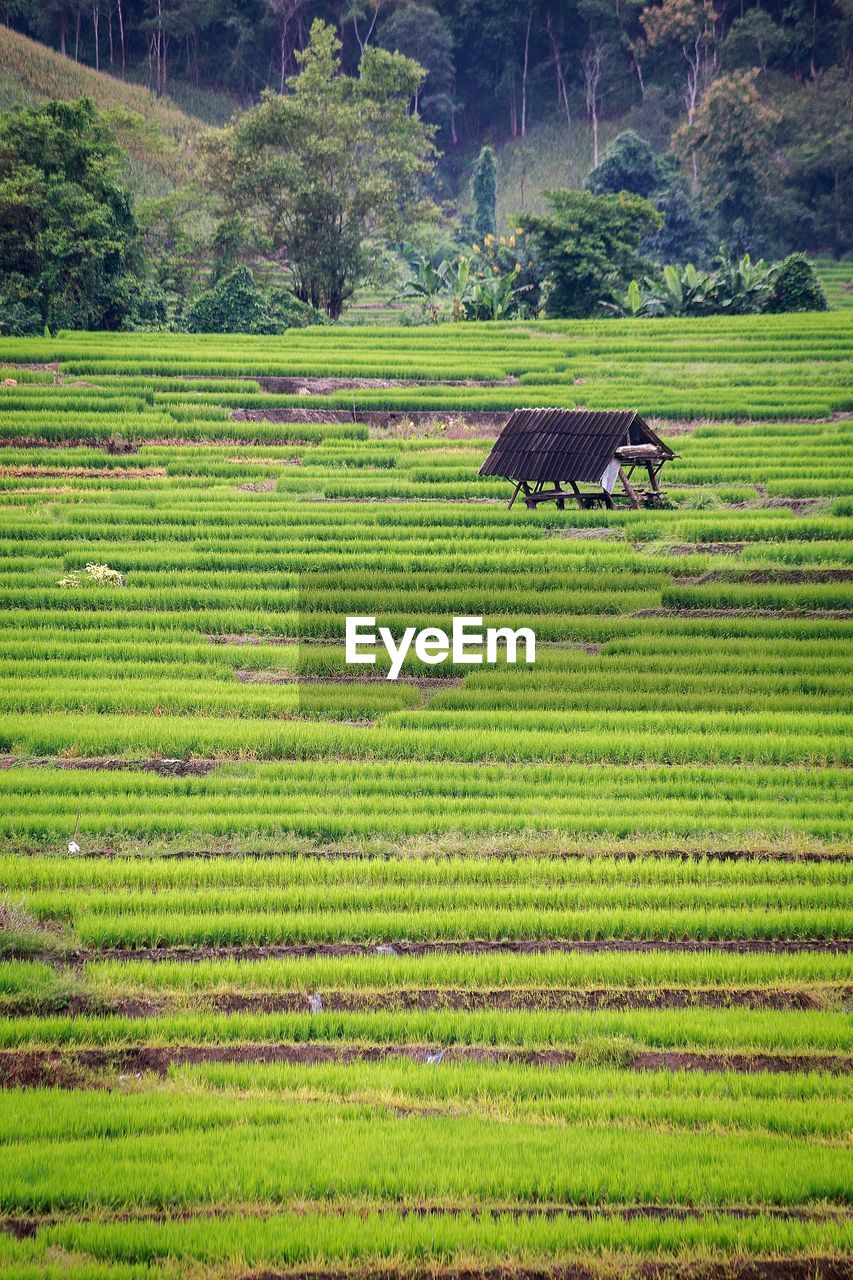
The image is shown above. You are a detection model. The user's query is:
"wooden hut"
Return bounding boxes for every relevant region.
[479,409,676,510]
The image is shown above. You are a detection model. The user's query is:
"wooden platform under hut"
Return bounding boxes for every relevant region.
[479,409,676,510]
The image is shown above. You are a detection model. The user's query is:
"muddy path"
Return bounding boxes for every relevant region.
[4,987,847,1020]
[674,569,853,585]
[228,1261,853,1280]
[251,377,520,394]
[32,939,851,967]
[231,408,511,431]
[632,608,853,620]
[2,1044,850,1087]
[0,754,220,777]
[2,1203,848,1239]
[234,672,463,690]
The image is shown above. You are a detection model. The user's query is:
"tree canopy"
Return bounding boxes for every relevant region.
[0,97,160,334]
[520,189,662,318]
[201,20,437,318]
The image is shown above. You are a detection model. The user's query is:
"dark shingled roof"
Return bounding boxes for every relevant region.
[479,409,674,485]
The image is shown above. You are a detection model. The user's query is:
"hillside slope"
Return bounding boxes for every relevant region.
[0,25,201,189]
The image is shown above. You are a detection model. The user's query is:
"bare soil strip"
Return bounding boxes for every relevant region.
[2,1204,848,1240]
[2,1045,850,1088]
[209,633,296,645]
[632,608,853,619]
[730,495,827,514]
[234,672,462,690]
[232,408,510,430]
[0,466,166,478]
[252,377,519,393]
[674,570,853,585]
[5,987,846,1019]
[11,845,848,864]
[213,1261,853,1280]
[667,544,746,556]
[43,940,853,965]
[0,755,219,777]
[546,529,619,541]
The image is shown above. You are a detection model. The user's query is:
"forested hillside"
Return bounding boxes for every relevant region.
[4,0,851,256]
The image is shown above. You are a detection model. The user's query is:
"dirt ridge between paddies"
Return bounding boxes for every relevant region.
[24,941,853,969]
[3,1044,851,1087]
[152,1261,853,1280]
[3,986,849,1019]
[3,1203,851,1238]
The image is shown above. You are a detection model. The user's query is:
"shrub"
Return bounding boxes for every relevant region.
[521,190,662,319]
[184,268,272,335]
[765,255,828,313]
[586,131,664,199]
[184,269,322,335]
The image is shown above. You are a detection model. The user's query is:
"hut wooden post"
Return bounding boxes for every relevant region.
[618,466,641,509]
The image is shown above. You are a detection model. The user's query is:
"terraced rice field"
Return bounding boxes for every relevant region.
[0,314,851,1280]
[814,259,853,311]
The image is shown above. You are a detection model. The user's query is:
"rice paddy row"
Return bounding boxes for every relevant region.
[0,317,850,1278]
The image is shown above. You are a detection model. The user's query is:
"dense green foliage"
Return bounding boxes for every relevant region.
[587,131,667,200]
[183,266,321,334]
[587,131,710,266]
[4,1,850,259]
[520,190,662,317]
[766,254,828,314]
[0,98,161,335]
[201,22,436,319]
[472,145,497,241]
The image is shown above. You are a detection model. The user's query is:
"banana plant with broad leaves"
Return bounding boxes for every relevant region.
[401,251,530,321]
[601,278,665,317]
[464,267,531,320]
[442,256,473,322]
[646,263,718,315]
[605,253,776,318]
[400,254,451,323]
[709,250,775,314]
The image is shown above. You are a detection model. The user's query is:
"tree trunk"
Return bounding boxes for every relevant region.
[328,287,344,320]
[92,1,99,71]
[546,18,571,124]
[107,1,114,68]
[811,0,817,78]
[352,0,381,58]
[116,0,124,75]
[632,51,645,98]
[520,9,532,138]
[582,39,604,169]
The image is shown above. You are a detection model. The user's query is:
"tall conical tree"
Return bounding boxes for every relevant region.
[472,145,497,240]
